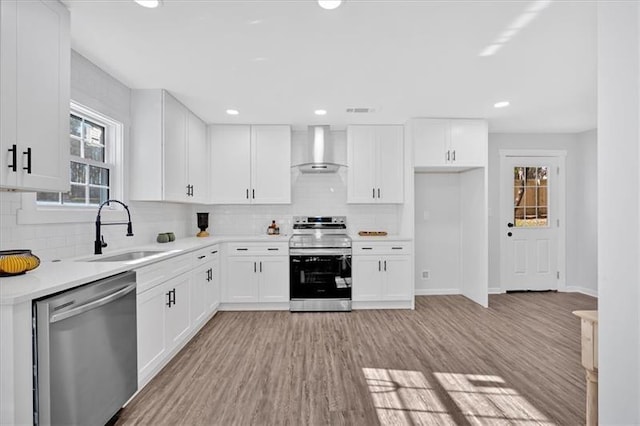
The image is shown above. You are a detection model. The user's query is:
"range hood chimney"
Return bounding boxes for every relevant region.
[297,125,344,173]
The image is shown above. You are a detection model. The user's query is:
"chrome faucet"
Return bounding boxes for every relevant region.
[94,199,134,255]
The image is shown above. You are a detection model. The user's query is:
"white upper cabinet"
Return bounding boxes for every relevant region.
[347,125,404,204]
[0,0,70,192]
[209,124,291,204]
[412,118,487,170]
[130,89,208,203]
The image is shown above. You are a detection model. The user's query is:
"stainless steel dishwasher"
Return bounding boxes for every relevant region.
[33,271,137,425]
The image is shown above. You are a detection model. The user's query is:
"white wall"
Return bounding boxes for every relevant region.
[487,132,598,296]
[0,51,192,261]
[414,173,461,294]
[597,2,640,423]
[194,129,403,236]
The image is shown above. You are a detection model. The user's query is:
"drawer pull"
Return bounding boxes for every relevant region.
[267,248,279,251]
[210,250,218,254]
[362,247,373,250]
[197,255,206,260]
[236,248,248,251]
[392,247,403,250]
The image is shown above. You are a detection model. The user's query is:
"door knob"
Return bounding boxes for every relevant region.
[507,222,514,228]
[507,232,513,237]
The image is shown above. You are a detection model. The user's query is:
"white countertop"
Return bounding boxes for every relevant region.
[349,235,413,242]
[0,234,289,306]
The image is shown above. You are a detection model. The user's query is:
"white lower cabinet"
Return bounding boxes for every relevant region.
[224,242,289,304]
[352,242,413,302]
[136,245,221,387]
[137,273,190,385]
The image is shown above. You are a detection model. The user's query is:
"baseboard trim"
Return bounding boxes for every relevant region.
[564,286,598,298]
[415,288,461,296]
[489,287,502,294]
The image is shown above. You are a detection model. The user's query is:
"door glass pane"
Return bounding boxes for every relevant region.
[513,166,548,227]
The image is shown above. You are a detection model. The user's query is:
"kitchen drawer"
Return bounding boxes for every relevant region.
[353,241,412,255]
[137,252,194,293]
[227,242,288,256]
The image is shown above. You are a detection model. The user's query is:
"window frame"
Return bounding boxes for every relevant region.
[18,101,125,224]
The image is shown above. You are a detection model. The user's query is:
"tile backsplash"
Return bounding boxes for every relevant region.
[0,192,192,261]
[193,169,401,236]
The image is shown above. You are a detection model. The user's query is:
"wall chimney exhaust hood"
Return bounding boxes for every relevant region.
[296,125,344,173]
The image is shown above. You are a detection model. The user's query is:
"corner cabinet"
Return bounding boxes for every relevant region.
[209,124,291,204]
[347,125,404,204]
[411,118,487,170]
[130,89,208,203]
[0,0,70,192]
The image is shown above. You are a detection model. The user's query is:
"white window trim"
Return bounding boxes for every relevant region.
[17,101,125,225]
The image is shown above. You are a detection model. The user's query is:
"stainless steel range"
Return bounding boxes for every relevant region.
[289,216,352,312]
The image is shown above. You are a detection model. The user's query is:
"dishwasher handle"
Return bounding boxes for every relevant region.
[50,284,136,323]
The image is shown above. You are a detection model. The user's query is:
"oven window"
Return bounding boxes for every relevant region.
[290,255,352,299]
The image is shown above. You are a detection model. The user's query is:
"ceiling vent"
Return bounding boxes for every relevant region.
[346,107,375,113]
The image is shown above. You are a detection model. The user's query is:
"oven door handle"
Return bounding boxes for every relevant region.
[290,248,352,256]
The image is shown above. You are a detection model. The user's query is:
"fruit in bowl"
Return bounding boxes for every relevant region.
[0,250,41,277]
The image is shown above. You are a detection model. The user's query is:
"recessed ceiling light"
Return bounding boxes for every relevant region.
[494,101,510,108]
[318,0,343,10]
[134,0,161,8]
[226,109,239,116]
[314,109,327,116]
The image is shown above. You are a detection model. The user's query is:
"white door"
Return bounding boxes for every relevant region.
[500,154,565,291]
[352,256,383,301]
[258,257,289,302]
[225,257,259,303]
[209,125,251,204]
[376,126,404,203]
[382,256,412,300]
[251,125,291,204]
[163,93,188,202]
[347,126,377,203]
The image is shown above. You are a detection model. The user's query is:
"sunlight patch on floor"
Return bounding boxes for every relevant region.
[363,368,556,426]
[362,368,456,425]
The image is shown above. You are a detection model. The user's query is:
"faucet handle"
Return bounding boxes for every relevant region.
[101,236,108,248]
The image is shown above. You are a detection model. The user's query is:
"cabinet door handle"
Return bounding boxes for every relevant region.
[252,189,255,199]
[23,147,32,174]
[254,262,257,273]
[171,288,176,305]
[260,261,262,273]
[246,189,249,199]
[384,260,387,271]
[198,255,206,260]
[372,188,375,199]
[452,150,456,162]
[191,185,194,196]
[377,188,380,199]
[446,150,450,162]
[166,291,172,307]
[7,144,17,172]
[378,260,381,271]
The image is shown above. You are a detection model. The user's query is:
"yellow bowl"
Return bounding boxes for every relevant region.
[0,250,40,277]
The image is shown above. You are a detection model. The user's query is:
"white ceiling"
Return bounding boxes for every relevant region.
[63,0,596,133]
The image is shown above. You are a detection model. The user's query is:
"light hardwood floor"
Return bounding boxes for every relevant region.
[118,292,597,425]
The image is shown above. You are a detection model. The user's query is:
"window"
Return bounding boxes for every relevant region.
[513,166,548,227]
[37,103,121,207]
